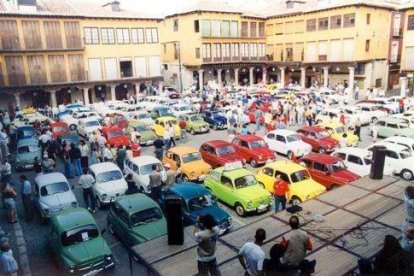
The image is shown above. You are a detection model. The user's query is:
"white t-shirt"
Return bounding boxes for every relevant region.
[239,242,265,276]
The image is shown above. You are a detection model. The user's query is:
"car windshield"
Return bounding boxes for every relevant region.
[18,129,34,138]
[290,170,311,183]
[234,175,257,188]
[53,126,68,133]
[85,121,99,127]
[286,134,301,143]
[217,145,235,155]
[61,224,99,246]
[330,161,346,172]
[108,130,123,138]
[135,125,150,132]
[335,127,345,133]
[182,152,201,163]
[160,110,174,117]
[40,182,69,196]
[190,115,203,121]
[399,123,409,129]
[131,207,163,226]
[140,163,162,175]
[188,194,216,211]
[364,157,372,165]
[96,170,122,183]
[17,145,38,154]
[317,131,331,139]
[249,139,266,149]
[344,109,353,115]
[400,150,412,159]
[138,113,151,119]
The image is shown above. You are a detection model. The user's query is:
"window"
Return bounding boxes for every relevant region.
[222,20,230,37]
[318,17,329,30]
[241,21,248,37]
[220,176,233,189]
[377,121,386,127]
[330,15,342,29]
[195,47,200,58]
[366,13,371,25]
[387,123,398,129]
[276,135,286,143]
[213,43,221,58]
[250,22,257,37]
[258,43,266,58]
[211,20,221,37]
[194,20,200,32]
[295,20,304,33]
[241,141,249,148]
[286,47,293,61]
[259,22,265,37]
[386,150,399,159]
[365,40,370,52]
[275,23,283,35]
[285,21,294,34]
[0,20,20,50]
[344,13,355,28]
[145,28,158,43]
[201,20,211,36]
[116,28,130,44]
[101,28,115,44]
[266,133,275,140]
[230,21,238,37]
[306,19,316,32]
[250,43,257,58]
[173,19,179,31]
[232,43,239,57]
[131,28,145,44]
[348,155,363,165]
[84,27,99,44]
[313,162,327,172]
[275,171,290,183]
[241,43,249,58]
[262,167,274,177]
[202,43,211,59]
[174,43,179,59]
[333,152,346,160]
[408,16,414,30]
[222,43,230,58]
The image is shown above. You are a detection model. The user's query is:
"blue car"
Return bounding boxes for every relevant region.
[57,133,80,148]
[150,105,175,120]
[162,182,232,234]
[201,110,227,130]
[16,126,36,142]
[16,138,41,171]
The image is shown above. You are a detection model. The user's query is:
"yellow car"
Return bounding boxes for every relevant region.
[256,160,326,205]
[163,146,211,182]
[151,116,181,138]
[318,122,358,146]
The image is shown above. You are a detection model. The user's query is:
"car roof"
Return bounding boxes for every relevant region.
[170,182,210,199]
[169,146,198,155]
[384,136,414,144]
[89,162,121,174]
[236,134,263,142]
[302,153,341,163]
[213,167,253,179]
[51,122,68,127]
[115,194,159,215]
[51,207,96,233]
[335,147,370,156]
[383,117,408,124]
[298,126,325,133]
[157,116,176,121]
[129,155,161,166]
[17,125,34,130]
[35,172,67,186]
[264,160,307,174]
[270,129,297,136]
[17,138,38,147]
[204,140,232,147]
[370,142,409,151]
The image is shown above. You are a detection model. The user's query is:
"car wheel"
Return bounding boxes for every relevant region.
[213,124,218,130]
[318,147,326,154]
[330,184,340,190]
[69,124,77,131]
[235,203,246,217]
[108,220,115,235]
[258,182,265,190]
[401,169,414,180]
[290,196,302,206]
[287,151,293,160]
[250,158,257,168]
[190,128,195,135]
[371,117,378,123]
[96,197,103,210]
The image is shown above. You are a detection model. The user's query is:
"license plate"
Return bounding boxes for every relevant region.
[258,205,268,212]
[24,164,33,169]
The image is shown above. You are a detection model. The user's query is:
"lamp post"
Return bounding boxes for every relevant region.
[176,42,183,93]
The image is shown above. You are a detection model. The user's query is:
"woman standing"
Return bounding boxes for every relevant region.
[2,182,17,223]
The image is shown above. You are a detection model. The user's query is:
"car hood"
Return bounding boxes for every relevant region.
[217,153,244,163]
[17,150,41,161]
[130,219,167,243]
[62,237,109,265]
[184,160,211,171]
[319,137,338,148]
[251,147,273,158]
[139,131,157,142]
[108,136,129,146]
[40,191,76,208]
[191,121,209,128]
[212,116,227,124]
[332,169,360,183]
[237,184,270,200]
[95,180,127,194]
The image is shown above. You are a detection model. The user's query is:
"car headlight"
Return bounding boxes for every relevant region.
[71,201,77,207]
[69,268,75,274]
[102,194,107,200]
[247,201,252,208]
[228,217,232,223]
[105,255,112,261]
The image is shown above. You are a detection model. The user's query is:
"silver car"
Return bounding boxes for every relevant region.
[34,173,78,223]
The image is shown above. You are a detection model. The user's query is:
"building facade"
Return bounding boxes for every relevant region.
[400,6,414,96]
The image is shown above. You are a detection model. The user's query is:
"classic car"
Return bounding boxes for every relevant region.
[319,122,359,146]
[15,138,42,171]
[124,156,165,193]
[77,118,101,139]
[341,106,371,125]
[383,136,414,153]
[101,126,140,156]
[151,117,181,139]
[50,122,71,139]
[129,111,155,126]
[231,135,276,167]
[201,110,227,130]
[355,104,388,123]
[264,129,312,159]
[256,160,326,204]
[200,140,245,168]
[89,162,128,208]
[34,173,78,223]
[296,126,338,153]
[150,105,175,120]
[172,103,193,117]
[178,114,210,135]
[16,125,36,142]
[375,117,414,139]
[299,153,360,190]
[164,86,180,99]
[48,208,114,274]
[203,164,272,217]
[162,183,232,234]
[57,133,80,148]
[104,112,128,129]
[127,121,157,146]
[107,194,167,246]
[163,146,211,182]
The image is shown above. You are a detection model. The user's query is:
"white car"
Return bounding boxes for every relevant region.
[356,104,388,123]
[332,147,394,177]
[61,111,101,131]
[373,97,399,113]
[383,136,414,153]
[129,111,155,125]
[89,162,128,208]
[34,173,78,223]
[172,103,193,117]
[123,156,165,193]
[367,142,414,180]
[59,114,79,131]
[315,109,342,124]
[264,129,312,159]
[77,118,101,139]
[341,107,371,125]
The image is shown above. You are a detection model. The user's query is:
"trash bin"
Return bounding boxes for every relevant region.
[165,195,184,245]
[370,145,387,180]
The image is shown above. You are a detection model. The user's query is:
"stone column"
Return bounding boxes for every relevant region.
[323,67,329,88]
[198,69,204,90]
[110,84,116,101]
[300,67,306,89]
[348,67,355,103]
[262,67,268,84]
[400,76,408,97]
[280,67,286,88]
[50,90,57,108]
[14,93,21,109]
[234,68,239,85]
[217,69,223,87]
[82,88,89,105]
[249,67,254,86]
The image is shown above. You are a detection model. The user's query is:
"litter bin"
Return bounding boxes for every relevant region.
[165,195,184,245]
[370,145,387,180]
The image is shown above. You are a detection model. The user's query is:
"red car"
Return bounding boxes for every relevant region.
[101,126,140,157]
[296,126,338,154]
[200,140,246,168]
[299,153,360,190]
[231,135,276,167]
[51,122,71,139]
[105,113,128,129]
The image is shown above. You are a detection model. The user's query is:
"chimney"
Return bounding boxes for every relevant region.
[17,0,37,12]
[286,0,306,9]
[103,1,121,12]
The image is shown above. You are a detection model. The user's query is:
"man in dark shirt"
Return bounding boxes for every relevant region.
[125,174,139,195]
[68,143,82,176]
[153,137,165,161]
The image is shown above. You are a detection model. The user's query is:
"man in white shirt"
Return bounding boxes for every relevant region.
[79,140,90,169]
[103,144,114,162]
[78,168,96,212]
[0,159,12,183]
[238,228,266,276]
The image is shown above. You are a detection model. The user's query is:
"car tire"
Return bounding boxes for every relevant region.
[69,124,77,131]
[401,169,414,180]
[330,184,340,190]
[258,182,265,190]
[290,196,302,206]
[318,147,326,154]
[190,129,195,135]
[371,117,378,123]
[235,203,246,217]
[96,197,103,210]
[250,158,257,168]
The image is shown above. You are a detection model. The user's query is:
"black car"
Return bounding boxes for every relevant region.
[201,110,227,130]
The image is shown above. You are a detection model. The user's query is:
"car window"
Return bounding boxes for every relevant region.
[210,171,221,182]
[40,182,69,196]
[377,121,386,127]
[262,167,274,177]
[276,135,286,143]
[267,133,275,140]
[188,195,216,211]
[131,207,163,225]
[234,175,256,188]
[387,123,398,129]
[348,155,363,165]
[17,145,38,154]
[296,129,306,135]
[308,132,317,138]
[290,170,310,183]
[241,141,249,148]
[333,152,346,160]
[61,224,99,246]
[385,150,399,159]
[232,138,241,146]
[220,176,233,189]
[217,145,235,155]
[313,162,327,172]
[274,171,290,183]
[96,170,122,183]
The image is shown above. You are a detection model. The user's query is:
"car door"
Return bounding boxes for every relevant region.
[306,131,319,150]
[376,120,386,137]
[384,150,400,172]
[218,175,235,206]
[258,167,274,192]
[117,207,132,245]
[265,132,277,151]
[274,134,287,154]
[200,144,214,166]
[347,154,367,176]
[386,123,399,137]
[311,161,330,188]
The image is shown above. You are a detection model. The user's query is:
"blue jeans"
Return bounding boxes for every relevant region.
[198,259,221,276]
[83,187,95,210]
[73,159,82,176]
[274,195,287,213]
[64,161,73,178]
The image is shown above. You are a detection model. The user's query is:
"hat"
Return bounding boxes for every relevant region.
[164,163,171,169]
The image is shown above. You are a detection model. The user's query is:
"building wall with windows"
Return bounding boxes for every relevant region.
[401,8,414,72]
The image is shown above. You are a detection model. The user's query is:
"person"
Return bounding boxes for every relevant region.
[402,186,414,253]
[97,135,107,161]
[20,175,33,222]
[89,146,100,165]
[33,157,42,175]
[125,145,133,161]
[238,228,266,276]
[41,154,56,173]
[153,137,165,161]
[194,214,221,276]
[69,143,82,176]
[2,182,17,223]
[0,129,9,158]
[280,216,313,269]
[264,111,272,134]
[340,133,348,148]
[255,109,262,131]
[0,242,18,276]
[373,235,410,274]
[103,144,114,162]
[163,125,171,149]
[79,140,89,169]
[148,164,163,202]
[0,159,11,184]
[179,118,187,142]
[116,146,126,171]
[354,117,361,142]
[164,163,178,185]
[298,259,316,276]
[371,123,378,142]
[399,97,405,113]
[78,168,96,212]
[340,113,345,125]
[273,174,289,212]
[38,129,52,151]
[125,174,139,195]
[240,124,249,135]
[263,244,288,273]
[168,123,176,148]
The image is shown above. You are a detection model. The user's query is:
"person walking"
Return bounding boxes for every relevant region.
[33,157,42,175]
[2,182,17,223]
[153,137,165,161]
[340,133,348,148]
[89,146,100,165]
[255,109,262,131]
[238,228,266,276]
[0,242,18,276]
[194,214,221,276]
[371,123,378,142]
[78,168,96,212]
[168,123,176,148]
[20,175,33,222]
[0,159,11,184]
[69,143,82,176]
[116,146,126,171]
[354,117,362,142]
[179,118,187,142]
[41,154,56,173]
[79,140,90,170]
[148,164,163,202]
[273,174,289,212]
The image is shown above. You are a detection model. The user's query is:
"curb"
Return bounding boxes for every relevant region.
[13,222,32,276]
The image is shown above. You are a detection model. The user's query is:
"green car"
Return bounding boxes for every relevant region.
[179,114,210,135]
[15,138,41,171]
[107,194,167,246]
[128,121,157,146]
[203,166,272,217]
[376,117,414,139]
[48,208,114,274]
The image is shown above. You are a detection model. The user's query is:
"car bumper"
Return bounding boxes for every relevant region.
[246,203,271,213]
[77,260,114,276]
[100,193,124,204]
[16,161,34,170]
